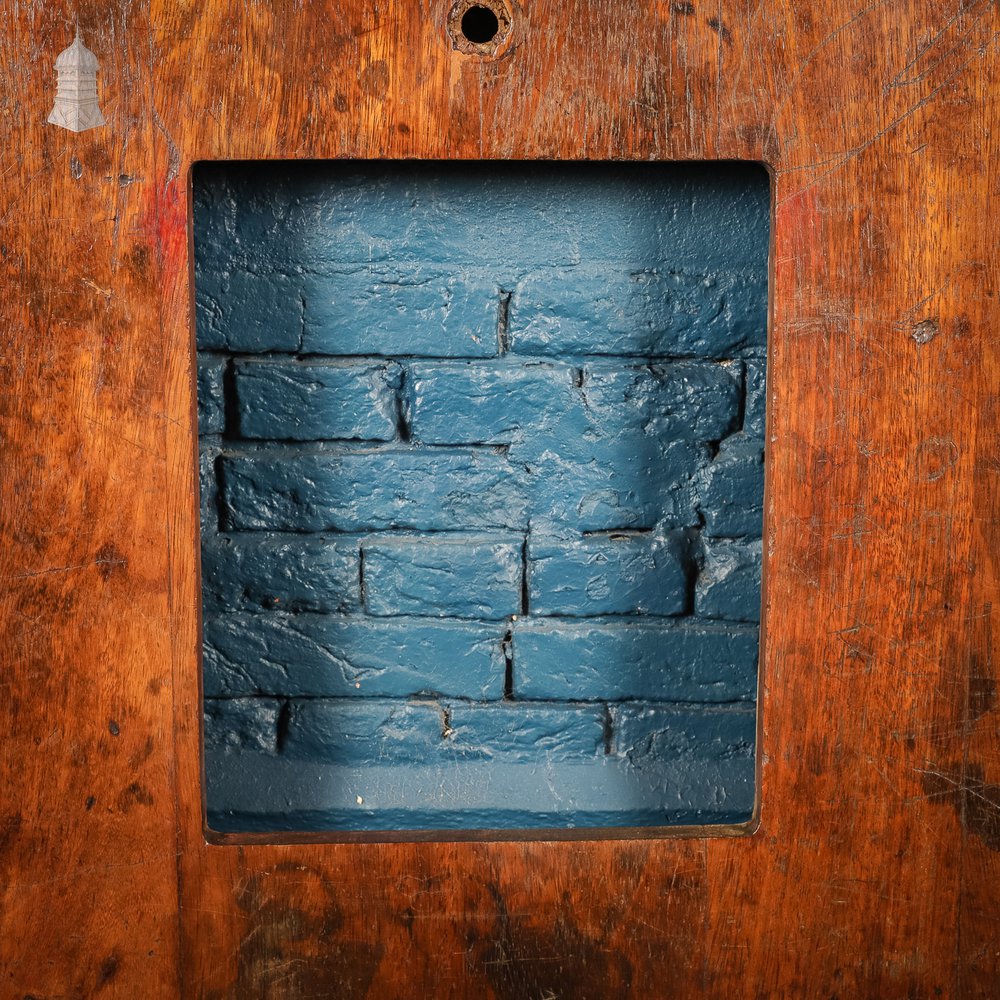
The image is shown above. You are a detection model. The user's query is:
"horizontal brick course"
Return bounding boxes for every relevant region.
[514,619,758,702]
[234,359,402,441]
[203,614,505,699]
[528,533,688,616]
[695,537,763,622]
[221,447,528,532]
[363,534,523,619]
[201,534,359,613]
[281,698,606,765]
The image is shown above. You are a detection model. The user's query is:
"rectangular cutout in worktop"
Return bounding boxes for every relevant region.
[194,161,769,835]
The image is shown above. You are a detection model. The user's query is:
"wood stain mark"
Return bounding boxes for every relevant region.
[920,761,1000,851]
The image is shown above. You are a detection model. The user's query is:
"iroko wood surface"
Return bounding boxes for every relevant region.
[0,2,997,997]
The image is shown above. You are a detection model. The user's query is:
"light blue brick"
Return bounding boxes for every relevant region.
[519,433,708,532]
[363,534,522,619]
[204,698,281,754]
[201,534,359,613]
[407,362,569,445]
[197,356,226,435]
[202,614,505,699]
[529,533,687,616]
[611,704,755,767]
[221,447,529,532]
[508,268,767,359]
[514,619,758,702]
[302,267,502,357]
[696,434,765,538]
[406,360,740,446]
[445,703,606,761]
[234,359,401,441]
[695,538,763,622]
[284,698,445,764]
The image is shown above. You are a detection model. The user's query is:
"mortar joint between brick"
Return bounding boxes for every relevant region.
[497,289,512,355]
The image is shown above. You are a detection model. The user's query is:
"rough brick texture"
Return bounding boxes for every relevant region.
[196,161,769,832]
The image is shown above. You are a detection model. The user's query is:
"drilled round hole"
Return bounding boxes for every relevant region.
[461,5,500,43]
[448,0,511,54]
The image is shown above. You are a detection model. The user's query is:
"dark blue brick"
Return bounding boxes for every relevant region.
[695,538,763,622]
[744,360,767,436]
[196,268,302,352]
[199,448,220,532]
[696,434,765,538]
[201,534,359,613]
[221,447,528,532]
[445,703,606,761]
[234,359,401,441]
[202,614,505,699]
[204,698,281,754]
[514,619,758,702]
[197,356,226,435]
[363,534,522,619]
[509,268,767,359]
[302,267,501,357]
[529,533,687,616]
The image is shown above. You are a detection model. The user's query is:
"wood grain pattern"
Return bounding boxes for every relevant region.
[0,1,996,996]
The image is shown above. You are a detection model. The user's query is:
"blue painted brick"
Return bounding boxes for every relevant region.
[204,698,281,754]
[529,533,687,616]
[521,435,707,533]
[196,268,303,352]
[514,619,758,702]
[445,702,606,761]
[611,704,755,767]
[284,698,444,764]
[609,705,755,816]
[696,434,765,538]
[508,268,767,359]
[234,360,402,441]
[221,447,528,532]
[197,356,226,435]
[203,614,505,699]
[199,448,220,532]
[406,362,569,445]
[302,267,502,357]
[201,534,359,613]
[193,161,769,276]
[363,534,522,619]
[406,360,740,446]
[695,538,763,622]
[744,360,767,436]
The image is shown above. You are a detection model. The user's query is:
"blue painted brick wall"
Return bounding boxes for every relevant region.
[195,161,770,832]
